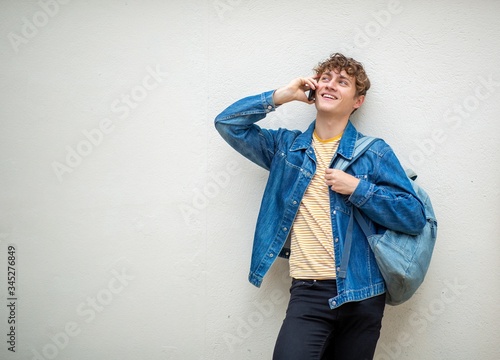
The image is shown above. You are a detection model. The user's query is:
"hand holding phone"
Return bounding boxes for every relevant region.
[274,77,317,105]
[307,89,315,102]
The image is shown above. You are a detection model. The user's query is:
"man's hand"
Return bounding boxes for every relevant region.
[325,169,360,195]
[273,76,318,106]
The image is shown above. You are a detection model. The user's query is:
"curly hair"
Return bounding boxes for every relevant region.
[314,53,370,97]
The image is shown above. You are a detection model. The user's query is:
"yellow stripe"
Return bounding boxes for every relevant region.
[313,131,343,144]
[289,134,341,280]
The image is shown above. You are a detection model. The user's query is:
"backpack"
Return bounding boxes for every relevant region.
[334,136,438,306]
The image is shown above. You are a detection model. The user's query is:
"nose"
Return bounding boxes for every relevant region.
[325,79,337,91]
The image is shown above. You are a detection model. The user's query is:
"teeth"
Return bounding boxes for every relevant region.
[323,94,337,100]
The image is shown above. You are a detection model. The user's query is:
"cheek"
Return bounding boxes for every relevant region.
[316,83,328,91]
[341,89,356,100]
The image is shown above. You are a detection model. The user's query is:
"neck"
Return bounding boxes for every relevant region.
[314,111,349,140]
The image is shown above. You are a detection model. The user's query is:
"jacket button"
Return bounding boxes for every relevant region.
[269,253,274,257]
[336,267,340,272]
[283,227,288,232]
[335,238,339,243]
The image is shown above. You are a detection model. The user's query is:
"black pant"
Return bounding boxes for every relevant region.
[273,279,386,360]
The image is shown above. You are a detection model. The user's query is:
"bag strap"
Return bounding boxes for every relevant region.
[334,136,379,278]
[353,208,373,237]
[332,136,379,170]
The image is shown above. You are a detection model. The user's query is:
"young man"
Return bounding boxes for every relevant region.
[214,53,426,359]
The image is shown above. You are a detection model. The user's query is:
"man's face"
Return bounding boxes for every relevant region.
[314,68,364,117]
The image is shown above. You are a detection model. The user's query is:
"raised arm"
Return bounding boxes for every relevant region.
[214,76,317,170]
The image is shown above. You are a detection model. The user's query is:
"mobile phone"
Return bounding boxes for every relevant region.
[307,89,315,101]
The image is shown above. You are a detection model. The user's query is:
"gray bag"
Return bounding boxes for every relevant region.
[334,136,438,306]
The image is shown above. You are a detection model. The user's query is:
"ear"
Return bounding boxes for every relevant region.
[353,95,365,110]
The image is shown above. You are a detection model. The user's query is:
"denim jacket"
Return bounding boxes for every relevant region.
[214,90,426,309]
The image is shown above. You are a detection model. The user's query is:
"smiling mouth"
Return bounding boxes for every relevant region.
[322,94,338,100]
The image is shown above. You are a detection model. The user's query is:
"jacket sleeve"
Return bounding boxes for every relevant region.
[348,144,426,235]
[214,90,280,170]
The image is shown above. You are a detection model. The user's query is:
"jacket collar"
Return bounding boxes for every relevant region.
[290,120,360,160]
[289,121,316,151]
[335,120,360,161]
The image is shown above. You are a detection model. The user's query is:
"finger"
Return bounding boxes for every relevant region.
[302,77,317,90]
[309,75,319,88]
[299,77,316,90]
[327,169,336,177]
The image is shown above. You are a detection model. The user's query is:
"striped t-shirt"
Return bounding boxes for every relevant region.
[289,131,342,280]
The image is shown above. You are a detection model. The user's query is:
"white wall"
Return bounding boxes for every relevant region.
[1,0,499,359]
